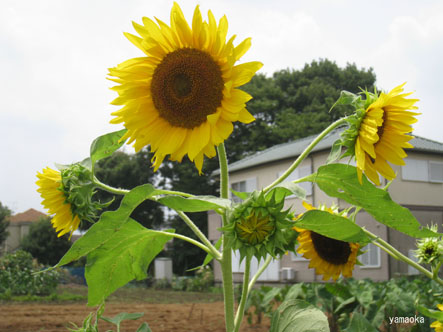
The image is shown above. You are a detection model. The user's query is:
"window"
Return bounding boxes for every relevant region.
[231,178,257,203]
[360,243,380,268]
[277,165,312,197]
[429,162,443,183]
[402,159,443,183]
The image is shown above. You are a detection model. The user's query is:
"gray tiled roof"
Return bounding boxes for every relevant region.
[219,129,443,174]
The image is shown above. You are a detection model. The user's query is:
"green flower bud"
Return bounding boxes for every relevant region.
[414,225,442,265]
[222,190,294,261]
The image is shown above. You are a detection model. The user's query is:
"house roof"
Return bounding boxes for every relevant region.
[8,208,47,223]
[219,129,443,174]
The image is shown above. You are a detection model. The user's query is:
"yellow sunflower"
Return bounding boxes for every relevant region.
[294,202,360,281]
[109,2,262,173]
[355,83,420,185]
[36,167,81,238]
[430,304,443,332]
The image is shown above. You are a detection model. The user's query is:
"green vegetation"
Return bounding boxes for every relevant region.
[0,250,59,296]
[243,277,442,331]
[0,201,11,247]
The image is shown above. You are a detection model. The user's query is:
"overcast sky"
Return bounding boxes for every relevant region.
[1,0,443,214]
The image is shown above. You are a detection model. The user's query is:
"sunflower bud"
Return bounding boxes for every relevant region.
[414,225,443,265]
[222,190,294,261]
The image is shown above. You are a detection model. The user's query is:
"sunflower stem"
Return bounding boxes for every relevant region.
[363,229,443,286]
[248,255,272,293]
[93,176,195,198]
[217,143,235,332]
[264,117,349,193]
[177,211,221,260]
[234,257,251,332]
[155,230,213,256]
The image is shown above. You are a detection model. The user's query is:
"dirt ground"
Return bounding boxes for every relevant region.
[0,301,270,332]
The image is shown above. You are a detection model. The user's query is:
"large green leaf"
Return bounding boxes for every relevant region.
[269,299,329,332]
[158,195,231,212]
[343,312,378,332]
[86,220,173,305]
[296,210,371,243]
[56,184,160,267]
[305,164,439,238]
[417,305,443,321]
[90,129,127,171]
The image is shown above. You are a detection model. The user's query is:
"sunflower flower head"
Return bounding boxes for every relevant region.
[294,201,361,281]
[339,83,420,185]
[109,2,262,173]
[36,163,103,237]
[414,225,443,265]
[222,191,294,261]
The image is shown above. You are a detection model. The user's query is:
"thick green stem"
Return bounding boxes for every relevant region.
[363,229,443,285]
[234,258,251,332]
[177,211,221,260]
[264,117,349,193]
[217,143,235,332]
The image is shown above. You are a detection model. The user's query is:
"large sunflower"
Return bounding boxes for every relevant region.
[36,167,81,237]
[355,83,419,185]
[109,3,262,173]
[295,202,360,281]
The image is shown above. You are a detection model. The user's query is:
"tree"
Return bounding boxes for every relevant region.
[0,202,11,247]
[92,150,164,230]
[20,217,72,266]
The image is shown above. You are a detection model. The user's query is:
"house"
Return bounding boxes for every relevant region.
[1,208,47,254]
[208,130,443,283]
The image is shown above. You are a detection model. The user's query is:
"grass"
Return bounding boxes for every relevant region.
[0,283,224,304]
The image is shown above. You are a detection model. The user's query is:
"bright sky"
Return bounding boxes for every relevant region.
[1,0,443,214]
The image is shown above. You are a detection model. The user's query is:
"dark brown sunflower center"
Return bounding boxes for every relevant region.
[310,231,351,265]
[150,48,224,129]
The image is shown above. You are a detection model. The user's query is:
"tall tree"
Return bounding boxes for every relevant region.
[0,202,11,247]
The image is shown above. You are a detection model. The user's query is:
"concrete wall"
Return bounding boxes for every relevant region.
[2,222,31,253]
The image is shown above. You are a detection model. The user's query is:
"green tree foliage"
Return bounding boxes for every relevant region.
[225,59,376,162]
[20,217,72,266]
[93,150,164,230]
[0,202,11,247]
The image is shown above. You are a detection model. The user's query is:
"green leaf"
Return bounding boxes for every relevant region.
[343,312,378,332]
[86,220,174,306]
[230,189,250,201]
[305,164,440,238]
[417,305,443,321]
[90,129,127,171]
[268,182,306,201]
[326,139,342,164]
[136,322,152,332]
[296,210,371,243]
[269,299,329,332]
[100,312,144,326]
[56,184,160,267]
[158,195,231,212]
[329,90,360,112]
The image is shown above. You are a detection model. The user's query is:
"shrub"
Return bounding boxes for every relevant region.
[0,250,59,296]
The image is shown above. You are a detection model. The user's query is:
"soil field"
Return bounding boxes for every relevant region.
[0,285,270,332]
